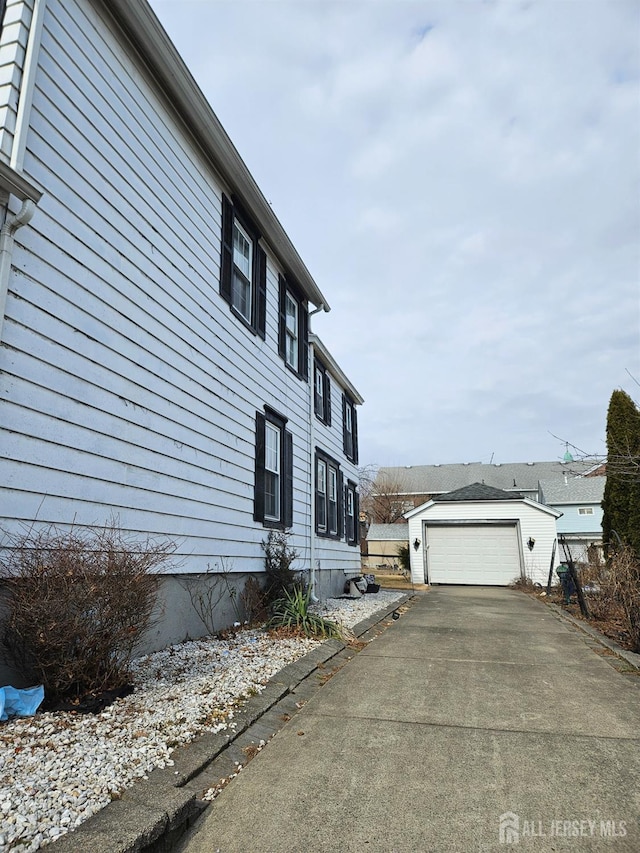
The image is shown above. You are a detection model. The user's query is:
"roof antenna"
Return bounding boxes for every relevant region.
[489,452,494,464]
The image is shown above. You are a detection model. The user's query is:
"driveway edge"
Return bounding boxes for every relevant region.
[538,597,640,670]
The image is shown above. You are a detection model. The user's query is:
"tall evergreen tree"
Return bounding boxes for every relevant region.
[602,389,640,555]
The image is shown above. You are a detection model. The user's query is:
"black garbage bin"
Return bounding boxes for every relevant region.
[556,564,575,604]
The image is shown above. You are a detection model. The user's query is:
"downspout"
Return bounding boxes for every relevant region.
[0,198,36,341]
[11,0,47,172]
[0,0,46,340]
[307,306,324,602]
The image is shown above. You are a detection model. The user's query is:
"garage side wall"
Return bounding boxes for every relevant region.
[407,501,559,586]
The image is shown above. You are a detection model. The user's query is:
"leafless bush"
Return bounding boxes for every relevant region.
[0,522,174,700]
[241,576,267,624]
[580,547,640,651]
[609,546,640,652]
[178,558,243,636]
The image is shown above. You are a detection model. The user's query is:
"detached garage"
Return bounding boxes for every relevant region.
[405,483,561,586]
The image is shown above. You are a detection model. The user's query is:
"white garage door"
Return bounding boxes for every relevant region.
[426,524,521,585]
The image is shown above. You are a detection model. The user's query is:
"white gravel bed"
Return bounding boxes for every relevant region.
[0,591,403,852]
[315,590,405,629]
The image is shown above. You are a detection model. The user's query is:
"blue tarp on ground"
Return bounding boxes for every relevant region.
[0,685,44,721]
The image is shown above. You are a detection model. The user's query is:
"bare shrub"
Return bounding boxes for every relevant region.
[579,547,640,651]
[0,522,174,700]
[178,558,242,636]
[609,546,640,652]
[262,531,301,607]
[240,576,267,624]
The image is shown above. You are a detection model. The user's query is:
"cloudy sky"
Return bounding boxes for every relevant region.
[149,0,639,468]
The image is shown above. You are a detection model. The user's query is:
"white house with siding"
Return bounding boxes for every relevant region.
[405,483,561,586]
[0,0,362,652]
[538,477,605,563]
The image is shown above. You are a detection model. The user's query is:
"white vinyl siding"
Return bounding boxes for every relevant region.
[0,0,314,571]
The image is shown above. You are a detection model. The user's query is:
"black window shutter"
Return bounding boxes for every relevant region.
[337,471,344,539]
[352,405,359,465]
[299,303,308,379]
[353,490,360,545]
[220,194,233,305]
[283,430,293,529]
[255,247,267,339]
[325,374,331,426]
[342,394,348,456]
[253,412,266,522]
[278,275,286,359]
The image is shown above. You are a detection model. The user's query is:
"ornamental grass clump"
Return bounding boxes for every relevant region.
[0,521,174,701]
[267,586,343,640]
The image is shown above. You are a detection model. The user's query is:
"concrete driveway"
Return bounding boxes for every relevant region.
[177,587,640,852]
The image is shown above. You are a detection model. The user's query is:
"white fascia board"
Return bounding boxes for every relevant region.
[100,0,330,313]
[403,499,435,519]
[310,333,363,404]
[405,497,562,520]
[522,498,562,518]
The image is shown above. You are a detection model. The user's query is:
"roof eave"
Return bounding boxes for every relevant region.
[310,333,364,404]
[101,0,330,312]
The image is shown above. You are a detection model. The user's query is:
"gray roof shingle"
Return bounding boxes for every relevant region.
[538,477,605,505]
[366,523,409,541]
[434,483,524,502]
[377,460,594,495]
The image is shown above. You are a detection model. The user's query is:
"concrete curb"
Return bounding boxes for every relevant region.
[51,594,413,853]
[542,599,640,670]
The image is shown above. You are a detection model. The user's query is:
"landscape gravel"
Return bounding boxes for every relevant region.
[0,590,404,852]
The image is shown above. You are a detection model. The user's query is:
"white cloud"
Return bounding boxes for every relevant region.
[150,0,640,465]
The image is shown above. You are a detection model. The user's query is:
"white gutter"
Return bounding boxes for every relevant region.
[10,0,47,172]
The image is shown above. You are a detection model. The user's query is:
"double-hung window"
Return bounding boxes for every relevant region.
[264,422,281,522]
[316,458,327,533]
[342,394,358,464]
[278,276,308,378]
[255,408,293,529]
[285,293,298,369]
[314,359,331,424]
[232,219,253,322]
[220,195,266,337]
[315,450,342,538]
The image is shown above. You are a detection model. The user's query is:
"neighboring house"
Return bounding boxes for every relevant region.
[363,523,409,572]
[374,460,595,519]
[0,0,362,651]
[405,483,561,586]
[538,477,606,564]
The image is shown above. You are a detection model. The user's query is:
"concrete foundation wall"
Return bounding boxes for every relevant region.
[0,567,349,687]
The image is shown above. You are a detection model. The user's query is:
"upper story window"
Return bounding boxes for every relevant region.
[254,408,293,530]
[220,195,266,338]
[314,359,331,424]
[578,507,594,515]
[342,394,358,464]
[278,275,308,379]
[232,219,253,322]
[285,293,298,368]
